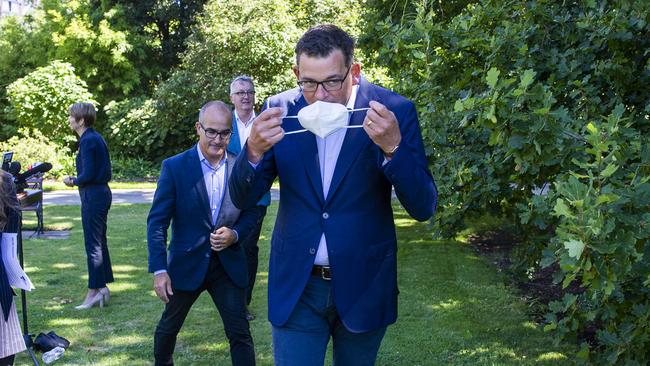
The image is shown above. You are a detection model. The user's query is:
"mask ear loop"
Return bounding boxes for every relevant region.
[282,108,371,135]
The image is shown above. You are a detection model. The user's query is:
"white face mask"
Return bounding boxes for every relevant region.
[283,101,369,138]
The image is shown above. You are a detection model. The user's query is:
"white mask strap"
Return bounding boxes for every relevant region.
[283,108,370,135]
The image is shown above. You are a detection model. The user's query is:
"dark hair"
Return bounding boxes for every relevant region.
[295,24,355,67]
[68,102,97,127]
[0,171,18,231]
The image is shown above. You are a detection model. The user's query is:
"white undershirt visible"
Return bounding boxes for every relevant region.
[235,110,256,149]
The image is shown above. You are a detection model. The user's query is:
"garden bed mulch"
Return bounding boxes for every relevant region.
[467,230,597,345]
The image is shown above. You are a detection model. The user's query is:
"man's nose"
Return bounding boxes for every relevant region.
[313,84,329,101]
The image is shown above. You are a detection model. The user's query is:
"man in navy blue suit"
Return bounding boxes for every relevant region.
[227,75,271,321]
[230,25,437,365]
[148,101,257,365]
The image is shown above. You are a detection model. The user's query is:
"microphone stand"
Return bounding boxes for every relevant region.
[17,211,40,366]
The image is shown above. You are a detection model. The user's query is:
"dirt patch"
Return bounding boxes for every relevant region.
[468,229,597,345]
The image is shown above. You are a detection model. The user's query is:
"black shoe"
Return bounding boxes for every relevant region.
[34,331,70,352]
[48,331,70,349]
[34,333,57,352]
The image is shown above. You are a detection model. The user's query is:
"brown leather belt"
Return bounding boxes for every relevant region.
[311,265,331,280]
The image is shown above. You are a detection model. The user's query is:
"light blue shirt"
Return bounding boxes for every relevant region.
[314,85,359,265]
[197,145,227,226]
[153,146,231,277]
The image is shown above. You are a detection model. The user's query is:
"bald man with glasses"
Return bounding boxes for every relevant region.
[147,101,258,365]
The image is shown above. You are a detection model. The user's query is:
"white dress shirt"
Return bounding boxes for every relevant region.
[234,110,256,149]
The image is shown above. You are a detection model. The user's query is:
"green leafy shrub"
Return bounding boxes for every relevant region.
[5,60,96,150]
[106,0,365,162]
[111,157,159,181]
[361,0,650,363]
[0,128,75,179]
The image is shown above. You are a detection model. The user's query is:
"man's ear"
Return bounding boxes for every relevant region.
[351,63,361,85]
[195,122,201,136]
[292,65,300,79]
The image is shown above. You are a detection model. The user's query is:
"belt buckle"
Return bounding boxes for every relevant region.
[320,266,331,281]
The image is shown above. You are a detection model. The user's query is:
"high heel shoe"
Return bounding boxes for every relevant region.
[99,287,110,304]
[74,292,105,310]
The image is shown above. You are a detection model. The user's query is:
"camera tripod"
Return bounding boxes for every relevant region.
[17,212,40,366]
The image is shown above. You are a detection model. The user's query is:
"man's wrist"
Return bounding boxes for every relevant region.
[154,270,167,276]
[246,145,264,164]
[382,144,399,159]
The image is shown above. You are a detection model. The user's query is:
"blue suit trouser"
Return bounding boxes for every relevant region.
[79,185,113,289]
[272,276,387,366]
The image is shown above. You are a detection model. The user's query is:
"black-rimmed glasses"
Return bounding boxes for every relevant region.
[232,90,255,97]
[199,123,232,140]
[297,65,351,92]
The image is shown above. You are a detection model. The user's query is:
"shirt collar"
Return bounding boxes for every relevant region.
[234,110,256,125]
[196,144,226,170]
[345,85,359,110]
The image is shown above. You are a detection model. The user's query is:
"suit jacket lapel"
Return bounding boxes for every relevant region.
[290,95,325,205]
[326,80,373,203]
[188,146,213,223]
[228,112,242,155]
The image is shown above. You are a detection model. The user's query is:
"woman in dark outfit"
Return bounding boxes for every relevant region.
[63,102,114,309]
[0,171,27,365]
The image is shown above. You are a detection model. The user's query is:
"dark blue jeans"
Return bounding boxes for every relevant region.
[154,254,255,366]
[79,184,113,289]
[272,276,387,366]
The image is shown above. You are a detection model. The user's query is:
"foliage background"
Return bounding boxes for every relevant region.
[1,0,649,363]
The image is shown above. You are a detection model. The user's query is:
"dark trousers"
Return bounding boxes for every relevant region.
[80,185,113,289]
[242,206,267,305]
[154,254,255,366]
[0,355,15,366]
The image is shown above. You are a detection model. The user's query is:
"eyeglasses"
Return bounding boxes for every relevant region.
[297,65,351,92]
[232,90,255,97]
[199,123,232,140]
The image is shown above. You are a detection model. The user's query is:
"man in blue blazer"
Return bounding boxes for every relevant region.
[148,101,257,366]
[227,75,271,321]
[229,25,437,365]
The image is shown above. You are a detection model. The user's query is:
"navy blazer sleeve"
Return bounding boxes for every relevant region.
[231,204,261,244]
[147,159,175,273]
[381,100,437,221]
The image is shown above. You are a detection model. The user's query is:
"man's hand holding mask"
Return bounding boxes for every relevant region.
[363,100,402,159]
[246,107,285,164]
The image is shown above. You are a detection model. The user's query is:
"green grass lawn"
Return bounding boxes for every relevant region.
[14,204,576,365]
[43,181,159,192]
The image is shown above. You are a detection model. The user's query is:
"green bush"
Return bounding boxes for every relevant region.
[106,0,365,162]
[361,0,650,363]
[111,157,159,181]
[0,128,75,179]
[5,60,96,150]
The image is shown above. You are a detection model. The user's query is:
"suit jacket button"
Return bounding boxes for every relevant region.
[309,248,316,254]
[322,212,329,219]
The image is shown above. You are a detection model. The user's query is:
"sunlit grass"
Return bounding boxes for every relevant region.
[13,203,576,365]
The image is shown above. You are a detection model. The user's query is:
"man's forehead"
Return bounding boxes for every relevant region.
[233,80,254,90]
[297,50,346,74]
